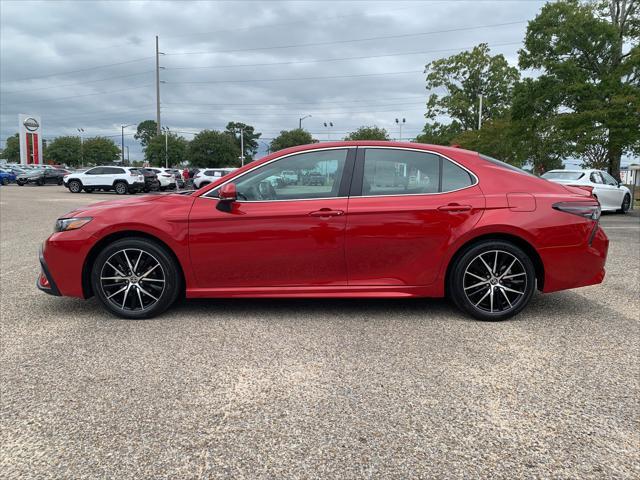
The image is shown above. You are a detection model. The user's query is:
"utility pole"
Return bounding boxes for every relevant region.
[121,124,131,163]
[162,126,169,168]
[478,93,483,130]
[77,128,84,167]
[126,146,130,164]
[395,118,406,141]
[155,35,162,136]
[235,126,245,166]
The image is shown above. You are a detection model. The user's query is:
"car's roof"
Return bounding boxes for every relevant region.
[546,169,596,173]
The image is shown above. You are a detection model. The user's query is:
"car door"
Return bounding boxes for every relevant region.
[188,148,355,289]
[345,147,485,286]
[600,171,624,209]
[82,167,104,186]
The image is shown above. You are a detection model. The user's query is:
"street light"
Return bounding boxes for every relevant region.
[299,115,312,129]
[161,126,170,168]
[395,118,406,141]
[323,122,334,140]
[233,125,246,167]
[121,124,132,164]
[77,128,84,167]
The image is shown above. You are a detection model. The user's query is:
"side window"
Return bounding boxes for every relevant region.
[590,172,604,184]
[85,167,103,175]
[441,158,473,192]
[601,171,618,186]
[210,149,348,201]
[102,167,124,175]
[363,149,440,196]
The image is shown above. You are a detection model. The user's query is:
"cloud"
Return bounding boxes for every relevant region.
[0,0,544,159]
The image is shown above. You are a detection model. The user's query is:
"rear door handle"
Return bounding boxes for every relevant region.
[438,204,472,212]
[309,208,344,217]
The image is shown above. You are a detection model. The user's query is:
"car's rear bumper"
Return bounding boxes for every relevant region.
[539,225,609,293]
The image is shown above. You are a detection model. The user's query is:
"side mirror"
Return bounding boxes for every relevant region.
[219,183,237,201]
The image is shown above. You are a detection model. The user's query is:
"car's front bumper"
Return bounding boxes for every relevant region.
[36,245,61,296]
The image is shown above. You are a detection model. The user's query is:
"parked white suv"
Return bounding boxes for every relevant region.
[193,168,237,188]
[542,169,632,213]
[147,168,177,191]
[64,166,145,195]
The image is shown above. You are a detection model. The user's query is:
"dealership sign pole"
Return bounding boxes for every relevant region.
[18,114,43,165]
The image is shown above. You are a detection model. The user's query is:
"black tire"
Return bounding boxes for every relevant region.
[1,178,8,186]
[57,178,63,185]
[618,194,631,214]
[68,180,82,193]
[91,237,181,319]
[84,188,94,193]
[159,186,166,192]
[37,178,45,186]
[114,181,128,195]
[17,181,24,186]
[448,240,536,321]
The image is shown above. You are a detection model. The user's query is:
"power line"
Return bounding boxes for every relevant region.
[2,57,154,83]
[165,20,527,56]
[167,69,423,85]
[1,70,155,95]
[164,41,522,71]
[163,106,426,117]
[162,95,425,106]
[0,84,153,107]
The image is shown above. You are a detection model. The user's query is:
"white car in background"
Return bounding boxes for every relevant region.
[542,169,632,213]
[193,168,237,188]
[147,168,177,191]
[63,166,145,194]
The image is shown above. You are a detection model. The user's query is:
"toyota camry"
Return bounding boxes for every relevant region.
[38,142,608,321]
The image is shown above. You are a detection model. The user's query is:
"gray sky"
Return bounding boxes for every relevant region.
[1,0,550,160]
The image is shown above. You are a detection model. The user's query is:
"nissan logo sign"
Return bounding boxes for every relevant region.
[23,117,39,132]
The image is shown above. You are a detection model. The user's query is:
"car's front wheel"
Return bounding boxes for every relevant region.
[68,180,82,193]
[619,194,631,214]
[449,240,536,321]
[1,178,8,185]
[91,238,181,319]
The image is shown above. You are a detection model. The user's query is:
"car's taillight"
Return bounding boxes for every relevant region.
[553,201,601,220]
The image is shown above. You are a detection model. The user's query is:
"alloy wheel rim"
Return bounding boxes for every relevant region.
[463,250,527,314]
[100,248,165,312]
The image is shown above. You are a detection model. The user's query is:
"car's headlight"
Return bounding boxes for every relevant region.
[54,217,93,232]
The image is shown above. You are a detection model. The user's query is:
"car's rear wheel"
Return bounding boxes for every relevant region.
[57,178,63,185]
[91,238,181,319]
[37,178,45,186]
[114,181,128,195]
[449,240,536,321]
[619,194,631,214]
[17,180,24,186]
[68,180,82,193]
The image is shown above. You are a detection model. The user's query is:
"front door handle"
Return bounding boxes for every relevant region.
[438,204,472,212]
[309,208,344,217]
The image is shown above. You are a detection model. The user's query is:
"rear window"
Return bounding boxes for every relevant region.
[479,154,534,177]
[541,171,584,181]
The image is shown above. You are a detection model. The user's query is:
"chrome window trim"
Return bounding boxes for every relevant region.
[199,146,354,202]
[198,145,479,202]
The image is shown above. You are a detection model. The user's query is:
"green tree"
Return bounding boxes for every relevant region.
[511,77,569,174]
[82,136,120,165]
[449,117,527,167]
[2,134,20,162]
[519,0,640,177]
[415,122,463,145]
[224,122,261,162]
[344,125,390,141]
[134,120,158,147]
[187,130,240,168]
[144,133,188,167]
[269,128,317,152]
[44,136,82,167]
[424,43,520,131]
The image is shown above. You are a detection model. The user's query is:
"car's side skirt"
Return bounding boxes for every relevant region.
[186,285,441,299]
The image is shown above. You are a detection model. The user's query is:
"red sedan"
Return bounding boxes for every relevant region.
[38,142,608,321]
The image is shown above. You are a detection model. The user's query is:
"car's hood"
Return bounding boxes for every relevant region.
[64,192,194,218]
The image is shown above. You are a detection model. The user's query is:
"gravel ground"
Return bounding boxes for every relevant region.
[1,185,639,479]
